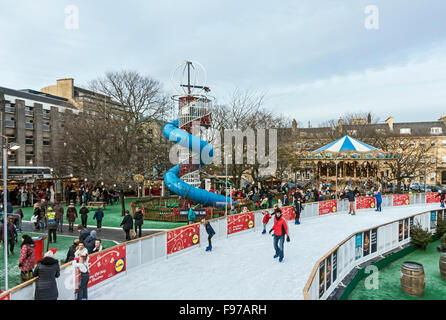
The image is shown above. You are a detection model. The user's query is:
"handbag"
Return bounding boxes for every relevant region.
[30,215,38,223]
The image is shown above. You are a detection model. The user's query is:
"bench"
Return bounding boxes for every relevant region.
[87,202,106,210]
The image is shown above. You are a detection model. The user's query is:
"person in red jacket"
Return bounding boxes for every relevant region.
[269,208,290,262]
[261,210,272,234]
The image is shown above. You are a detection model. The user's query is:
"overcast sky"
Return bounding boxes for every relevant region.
[1,0,445,126]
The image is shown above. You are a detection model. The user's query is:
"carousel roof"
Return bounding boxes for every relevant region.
[312,135,378,153]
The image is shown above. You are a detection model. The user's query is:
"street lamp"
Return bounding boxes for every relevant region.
[1,135,20,291]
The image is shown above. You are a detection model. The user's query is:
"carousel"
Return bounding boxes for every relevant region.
[297,135,398,195]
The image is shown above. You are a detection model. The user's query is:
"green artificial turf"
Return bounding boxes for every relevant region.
[16,197,186,230]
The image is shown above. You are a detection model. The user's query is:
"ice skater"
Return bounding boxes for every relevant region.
[373,190,382,212]
[293,193,303,224]
[201,219,215,251]
[261,210,272,234]
[268,208,290,262]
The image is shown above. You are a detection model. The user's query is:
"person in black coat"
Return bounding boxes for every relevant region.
[65,239,79,263]
[33,250,60,300]
[79,204,89,228]
[201,219,215,252]
[293,193,303,225]
[133,209,144,238]
[341,188,360,215]
[120,210,133,241]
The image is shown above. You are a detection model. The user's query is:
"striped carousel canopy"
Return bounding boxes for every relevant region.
[312,135,378,153]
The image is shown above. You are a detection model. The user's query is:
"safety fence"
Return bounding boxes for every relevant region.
[303,198,443,300]
[0,192,440,300]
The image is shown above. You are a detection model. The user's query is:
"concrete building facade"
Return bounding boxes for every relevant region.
[0,86,79,167]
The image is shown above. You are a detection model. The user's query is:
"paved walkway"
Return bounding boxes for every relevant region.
[21,221,163,243]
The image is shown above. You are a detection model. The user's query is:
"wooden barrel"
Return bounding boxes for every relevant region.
[440,253,446,280]
[400,261,425,297]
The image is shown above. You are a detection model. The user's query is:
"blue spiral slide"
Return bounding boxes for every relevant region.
[162,119,233,207]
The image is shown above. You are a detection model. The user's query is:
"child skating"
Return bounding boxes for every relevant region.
[201,219,215,251]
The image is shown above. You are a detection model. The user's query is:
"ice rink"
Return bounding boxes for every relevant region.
[91,203,440,300]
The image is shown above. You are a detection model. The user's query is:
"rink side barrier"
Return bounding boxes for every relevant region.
[303,205,445,300]
[0,192,439,300]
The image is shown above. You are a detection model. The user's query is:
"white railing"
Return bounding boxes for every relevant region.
[0,192,440,300]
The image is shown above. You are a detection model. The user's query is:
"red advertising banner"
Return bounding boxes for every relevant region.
[281,206,295,221]
[319,200,337,215]
[0,292,10,300]
[167,224,200,255]
[356,197,376,210]
[393,194,410,206]
[227,212,255,235]
[75,244,127,289]
[426,192,440,203]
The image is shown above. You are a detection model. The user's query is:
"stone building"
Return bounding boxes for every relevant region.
[281,114,446,187]
[0,86,80,167]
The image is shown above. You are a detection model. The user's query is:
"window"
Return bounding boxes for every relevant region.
[25,120,34,130]
[431,141,436,147]
[431,156,436,164]
[25,138,34,146]
[43,138,51,146]
[431,172,436,182]
[25,107,33,117]
[442,156,446,164]
[431,127,443,134]
[347,130,357,136]
[43,110,51,119]
[410,141,415,148]
[442,140,446,147]
[43,122,50,131]
[400,128,411,134]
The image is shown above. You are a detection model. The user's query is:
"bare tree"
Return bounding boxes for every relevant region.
[54,71,173,214]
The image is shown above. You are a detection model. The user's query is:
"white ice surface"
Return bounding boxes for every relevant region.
[91,203,440,300]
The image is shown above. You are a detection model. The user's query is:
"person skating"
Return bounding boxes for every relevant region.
[341,188,359,215]
[72,253,89,300]
[268,208,290,262]
[201,219,215,251]
[133,208,144,238]
[19,235,35,283]
[33,249,60,300]
[293,193,303,224]
[120,210,133,241]
[79,203,89,228]
[436,191,445,208]
[373,191,383,212]
[93,206,104,231]
[261,210,272,234]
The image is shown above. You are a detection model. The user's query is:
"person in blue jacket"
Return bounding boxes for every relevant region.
[93,206,104,231]
[187,204,196,224]
[201,219,215,251]
[373,191,382,212]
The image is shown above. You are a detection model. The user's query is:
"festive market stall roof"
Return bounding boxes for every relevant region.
[312,135,378,153]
